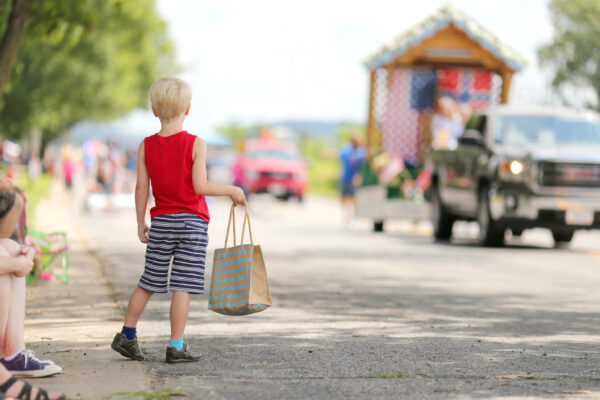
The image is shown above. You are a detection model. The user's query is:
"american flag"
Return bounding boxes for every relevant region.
[438,68,492,110]
[381,68,435,163]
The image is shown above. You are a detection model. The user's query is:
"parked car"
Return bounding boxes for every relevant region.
[241,138,307,201]
[430,107,600,246]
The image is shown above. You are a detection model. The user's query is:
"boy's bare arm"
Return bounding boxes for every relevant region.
[135,141,150,243]
[192,138,246,205]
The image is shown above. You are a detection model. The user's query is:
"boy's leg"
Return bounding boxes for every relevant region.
[164,215,206,363]
[165,289,200,363]
[169,291,190,341]
[123,286,153,328]
[123,214,176,332]
[111,286,152,361]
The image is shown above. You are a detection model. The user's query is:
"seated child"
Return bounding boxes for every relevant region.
[0,239,63,378]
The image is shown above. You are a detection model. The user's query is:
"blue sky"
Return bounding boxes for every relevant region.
[154,0,554,132]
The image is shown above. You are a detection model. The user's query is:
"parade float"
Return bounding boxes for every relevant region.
[357,6,526,231]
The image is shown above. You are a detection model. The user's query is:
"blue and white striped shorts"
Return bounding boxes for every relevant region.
[138,213,208,294]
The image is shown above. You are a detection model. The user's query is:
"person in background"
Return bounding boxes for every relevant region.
[339,133,366,225]
[40,147,55,176]
[27,152,42,180]
[231,155,245,192]
[431,97,465,150]
[96,153,116,194]
[62,156,75,191]
[0,363,66,400]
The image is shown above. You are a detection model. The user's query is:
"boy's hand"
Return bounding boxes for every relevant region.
[230,186,246,206]
[138,223,150,243]
[13,255,34,277]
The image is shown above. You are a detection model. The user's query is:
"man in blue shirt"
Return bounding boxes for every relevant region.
[339,134,366,223]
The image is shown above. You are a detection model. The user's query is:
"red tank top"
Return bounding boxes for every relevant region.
[144,131,210,222]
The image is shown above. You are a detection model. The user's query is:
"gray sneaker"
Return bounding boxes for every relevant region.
[165,342,200,364]
[111,333,145,361]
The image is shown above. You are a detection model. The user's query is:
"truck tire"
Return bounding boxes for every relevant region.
[431,186,454,241]
[552,230,574,248]
[373,220,384,232]
[478,187,504,247]
[511,229,524,237]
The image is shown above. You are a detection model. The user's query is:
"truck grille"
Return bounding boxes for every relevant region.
[539,162,600,188]
[260,172,293,179]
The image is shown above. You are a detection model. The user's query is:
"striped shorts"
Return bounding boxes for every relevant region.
[138,213,208,294]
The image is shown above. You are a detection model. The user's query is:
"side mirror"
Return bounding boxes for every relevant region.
[458,129,485,147]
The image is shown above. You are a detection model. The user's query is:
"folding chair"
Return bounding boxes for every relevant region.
[15,205,69,285]
[24,230,69,285]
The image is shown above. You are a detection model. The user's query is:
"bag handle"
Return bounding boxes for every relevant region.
[240,207,254,245]
[223,204,237,248]
[224,204,254,248]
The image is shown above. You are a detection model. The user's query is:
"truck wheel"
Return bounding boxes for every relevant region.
[552,230,574,248]
[373,221,384,232]
[431,186,454,241]
[478,188,504,247]
[511,229,524,237]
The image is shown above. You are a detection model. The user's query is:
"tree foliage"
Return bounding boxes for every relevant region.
[0,0,175,143]
[0,0,34,99]
[538,0,600,109]
[216,122,254,143]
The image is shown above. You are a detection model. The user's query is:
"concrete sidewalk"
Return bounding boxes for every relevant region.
[24,181,151,399]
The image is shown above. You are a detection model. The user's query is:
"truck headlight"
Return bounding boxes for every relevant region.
[500,159,528,180]
[509,160,523,175]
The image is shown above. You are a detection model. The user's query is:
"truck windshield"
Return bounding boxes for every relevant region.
[495,115,600,146]
[248,150,298,160]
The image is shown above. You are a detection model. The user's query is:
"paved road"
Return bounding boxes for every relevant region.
[78,194,600,399]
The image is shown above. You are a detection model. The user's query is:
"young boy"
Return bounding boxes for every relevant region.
[111,77,246,363]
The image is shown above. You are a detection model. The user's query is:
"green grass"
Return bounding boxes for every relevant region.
[434,388,458,393]
[16,173,52,229]
[376,372,414,379]
[307,157,339,197]
[109,388,190,399]
[300,139,340,198]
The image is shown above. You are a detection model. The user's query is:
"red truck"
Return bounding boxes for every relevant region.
[240,138,307,201]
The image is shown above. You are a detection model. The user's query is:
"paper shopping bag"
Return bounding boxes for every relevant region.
[208,205,272,316]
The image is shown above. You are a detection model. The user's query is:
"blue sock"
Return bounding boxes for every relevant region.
[169,338,184,351]
[121,326,137,341]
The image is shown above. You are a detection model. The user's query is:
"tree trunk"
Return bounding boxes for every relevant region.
[0,0,35,105]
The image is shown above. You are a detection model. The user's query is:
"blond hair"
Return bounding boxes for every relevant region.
[149,77,192,121]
